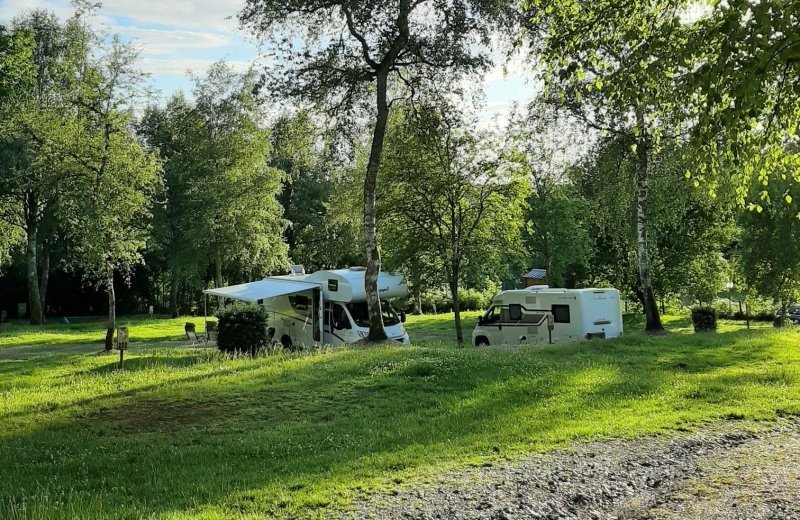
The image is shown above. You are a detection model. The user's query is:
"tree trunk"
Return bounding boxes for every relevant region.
[778,300,788,328]
[169,267,180,318]
[105,264,116,351]
[634,122,664,333]
[415,285,423,315]
[449,270,463,347]
[25,223,44,326]
[39,240,50,321]
[363,70,390,342]
[215,253,224,310]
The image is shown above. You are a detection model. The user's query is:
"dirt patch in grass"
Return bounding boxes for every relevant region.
[85,397,226,433]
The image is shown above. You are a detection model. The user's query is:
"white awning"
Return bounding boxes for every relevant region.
[203,278,320,302]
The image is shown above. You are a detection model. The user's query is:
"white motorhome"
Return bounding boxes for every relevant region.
[471,285,623,347]
[204,266,410,348]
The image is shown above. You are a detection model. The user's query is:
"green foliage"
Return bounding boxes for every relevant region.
[414,285,498,314]
[238,0,501,121]
[190,63,288,281]
[69,37,160,283]
[269,111,362,270]
[691,306,718,333]
[139,63,288,309]
[380,103,527,341]
[216,303,269,355]
[574,137,734,301]
[739,169,800,312]
[685,252,729,306]
[381,104,527,290]
[683,1,800,200]
[506,106,592,288]
[0,10,94,323]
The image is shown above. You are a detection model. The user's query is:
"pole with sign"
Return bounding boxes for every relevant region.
[116,327,129,370]
[547,312,555,344]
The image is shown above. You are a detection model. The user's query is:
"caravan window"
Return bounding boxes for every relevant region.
[508,304,523,321]
[552,304,571,323]
[289,295,310,313]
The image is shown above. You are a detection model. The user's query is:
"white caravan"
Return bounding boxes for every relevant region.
[204,267,410,348]
[471,285,623,347]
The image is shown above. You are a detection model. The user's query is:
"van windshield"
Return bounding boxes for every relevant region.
[346,301,401,328]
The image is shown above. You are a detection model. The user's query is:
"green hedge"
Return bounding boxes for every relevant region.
[691,306,717,333]
[216,303,268,356]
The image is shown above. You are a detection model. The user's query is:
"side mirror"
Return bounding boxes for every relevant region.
[478,316,484,326]
[400,311,406,323]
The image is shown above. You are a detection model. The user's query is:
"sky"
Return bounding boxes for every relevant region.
[0,0,534,124]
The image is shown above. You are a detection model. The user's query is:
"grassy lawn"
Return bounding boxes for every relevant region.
[0,316,210,348]
[0,314,796,518]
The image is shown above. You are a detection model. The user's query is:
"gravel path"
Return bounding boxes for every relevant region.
[346,419,800,519]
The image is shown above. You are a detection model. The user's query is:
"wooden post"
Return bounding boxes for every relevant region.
[203,294,208,348]
[746,303,751,331]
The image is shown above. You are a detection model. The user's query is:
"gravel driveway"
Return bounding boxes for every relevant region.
[346,418,800,519]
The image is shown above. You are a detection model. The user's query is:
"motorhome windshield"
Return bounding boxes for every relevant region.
[346,301,401,328]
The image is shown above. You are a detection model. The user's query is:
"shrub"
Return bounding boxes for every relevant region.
[419,284,499,314]
[216,303,268,356]
[691,306,717,333]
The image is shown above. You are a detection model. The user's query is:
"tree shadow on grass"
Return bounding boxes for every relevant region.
[0,328,794,519]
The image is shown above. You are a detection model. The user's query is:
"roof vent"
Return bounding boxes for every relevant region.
[349,266,367,271]
[527,285,550,291]
[289,264,305,276]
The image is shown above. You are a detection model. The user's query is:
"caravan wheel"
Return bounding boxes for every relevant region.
[475,336,490,347]
[280,335,294,351]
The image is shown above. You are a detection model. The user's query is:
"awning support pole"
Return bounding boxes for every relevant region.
[319,289,324,348]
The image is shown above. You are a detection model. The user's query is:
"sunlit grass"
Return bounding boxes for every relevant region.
[0,316,210,348]
[0,313,797,518]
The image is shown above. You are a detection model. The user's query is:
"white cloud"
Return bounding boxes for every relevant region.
[101,0,245,31]
[0,0,73,22]
[119,26,230,56]
[141,57,251,76]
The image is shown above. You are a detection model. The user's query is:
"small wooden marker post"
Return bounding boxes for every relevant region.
[547,313,555,344]
[116,327,129,370]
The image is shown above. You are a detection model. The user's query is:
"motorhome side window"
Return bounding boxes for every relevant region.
[508,304,522,321]
[552,304,571,323]
[289,295,310,313]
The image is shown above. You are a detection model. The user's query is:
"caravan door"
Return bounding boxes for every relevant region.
[323,302,353,346]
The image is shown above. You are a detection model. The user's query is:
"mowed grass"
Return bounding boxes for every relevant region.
[0,316,209,348]
[0,314,797,519]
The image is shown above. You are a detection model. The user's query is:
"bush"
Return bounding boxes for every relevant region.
[418,284,499,314]
[216,303,268,356]
[691,306,717,333]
